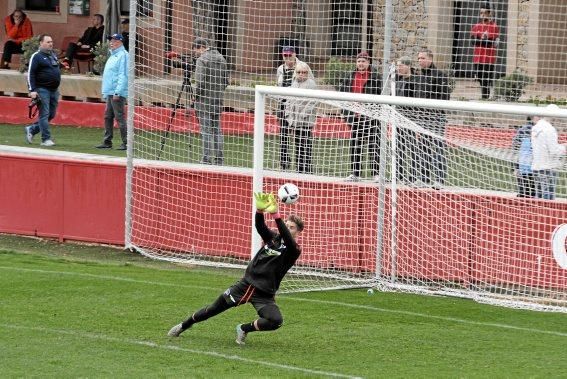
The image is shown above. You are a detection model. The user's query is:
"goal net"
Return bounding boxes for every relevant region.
[126,0,567,312]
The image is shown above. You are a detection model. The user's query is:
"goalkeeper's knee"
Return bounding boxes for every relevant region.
[257,304,283,330]
[258,315,283,331]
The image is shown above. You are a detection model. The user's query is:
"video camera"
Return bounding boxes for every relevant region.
[28,97,42,118]
[166,51,195,84]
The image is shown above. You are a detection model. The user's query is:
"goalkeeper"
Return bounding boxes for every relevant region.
[167,193,304,345]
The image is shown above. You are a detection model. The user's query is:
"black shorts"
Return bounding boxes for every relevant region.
[222,280,276,312]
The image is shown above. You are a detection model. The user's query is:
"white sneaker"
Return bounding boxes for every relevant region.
[41,140,55,147]
[373,175,380,182]
[24,126,33,144]
[432,181,443,190]
[345,174,360,182]
[167,323,185,337]
[235,324,247,345]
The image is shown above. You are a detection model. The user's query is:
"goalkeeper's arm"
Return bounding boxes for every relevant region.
[254,193,276,243]
[255,212,276,244]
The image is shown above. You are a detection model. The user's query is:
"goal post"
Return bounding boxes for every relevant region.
[249,85,567,311]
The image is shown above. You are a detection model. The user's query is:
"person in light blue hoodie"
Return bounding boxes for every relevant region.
[96,33,128,150]
[511,116,535,198]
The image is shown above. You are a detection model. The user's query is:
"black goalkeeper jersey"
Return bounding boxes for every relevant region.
[243,213,302,295]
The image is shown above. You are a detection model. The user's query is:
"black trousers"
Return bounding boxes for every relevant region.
[2,40,23,64]
[278,101,292,170]
[474,63,495,100]
[348,115,380,177]
[64,42,91,64]
[396,127,418,182]
[185,280,283,332]
[517,173,535,198]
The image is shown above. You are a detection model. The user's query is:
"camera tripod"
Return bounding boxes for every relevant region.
[157,76,194,160]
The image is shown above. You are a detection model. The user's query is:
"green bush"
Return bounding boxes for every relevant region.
[91,41,110,74]
[322,57,355,89]
[493,69,533,102]
[19,36,40,73]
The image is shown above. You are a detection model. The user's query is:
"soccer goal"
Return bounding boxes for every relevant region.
[126,80,567,312]
[251,85,567,312]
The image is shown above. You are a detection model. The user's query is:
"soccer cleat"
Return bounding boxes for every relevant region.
[25,126,33,144]
[345,174,359,182]
[235,324,247,345]
[432,181,443,190]
[167,323,185,337]
[40,140,55,147]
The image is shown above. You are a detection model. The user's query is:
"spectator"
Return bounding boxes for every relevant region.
[471,4,500,100]
[339,51,382,182]
[414,48,451,189]
[2,9,33,69]
[511,116,535,198]
[285,62,317,174]
[96,34,129,151]
[531,107,567,200]
[120,18,130,52]
[394,56,418,184]
[276,46,313,170]
[192,37,229,165]
[24,34,61,147]
[62,14,104,67]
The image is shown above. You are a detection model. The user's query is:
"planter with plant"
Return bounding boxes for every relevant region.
[493,69,533,102]
[322,57,355,90]
[19,36,40,73]
[91,41,110,75]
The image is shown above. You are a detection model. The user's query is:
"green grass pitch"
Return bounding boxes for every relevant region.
[0,235,565,378]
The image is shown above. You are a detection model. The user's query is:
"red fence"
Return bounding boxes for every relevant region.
[1,150,566,289]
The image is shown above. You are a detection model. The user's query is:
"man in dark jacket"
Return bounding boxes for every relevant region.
[25,34,62,147]
[340,51,382,182]
[167,193,304,345]
[414,48,451,188]
[192,37,229,165]
[394,56,419,184]
[63,14,104,66]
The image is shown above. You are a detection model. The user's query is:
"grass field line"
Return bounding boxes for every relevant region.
[0,323,362,379]
[3,265,567,338]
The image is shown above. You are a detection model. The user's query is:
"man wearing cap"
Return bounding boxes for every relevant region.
[276,46,313,170]
[192,37,229,165]
[339,51,382,182]
[96,33,128,150]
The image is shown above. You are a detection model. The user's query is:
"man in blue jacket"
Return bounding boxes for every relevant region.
[25,34,61,147]
[96,33,128,150]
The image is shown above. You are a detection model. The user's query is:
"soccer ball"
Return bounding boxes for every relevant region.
[278,183,300,204]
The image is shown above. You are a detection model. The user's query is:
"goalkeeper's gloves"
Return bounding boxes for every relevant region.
[254,192,271,211]
[265,193,279,214]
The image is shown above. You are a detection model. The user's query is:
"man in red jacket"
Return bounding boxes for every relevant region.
[2,9,33,69]
[471,4,499,100]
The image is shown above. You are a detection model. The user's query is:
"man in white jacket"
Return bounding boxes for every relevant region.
[531,107,566,199]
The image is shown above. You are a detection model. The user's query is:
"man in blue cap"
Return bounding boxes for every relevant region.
[96,33,129,151]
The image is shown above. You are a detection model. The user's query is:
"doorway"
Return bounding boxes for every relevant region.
[452,0,507,79]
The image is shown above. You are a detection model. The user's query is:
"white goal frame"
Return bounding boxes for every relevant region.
[253,85,567,312]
